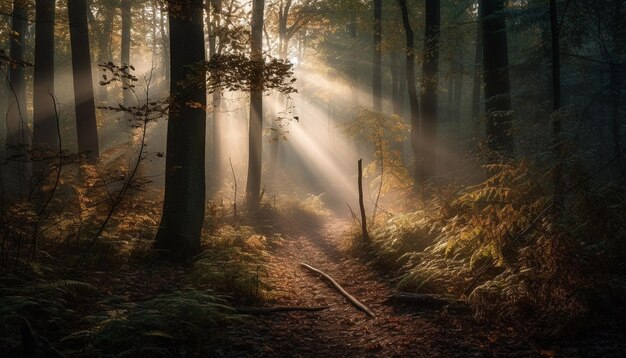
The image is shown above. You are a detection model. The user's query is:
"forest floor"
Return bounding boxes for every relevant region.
[218,216,626,358]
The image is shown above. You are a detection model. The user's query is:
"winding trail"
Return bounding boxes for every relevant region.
[226,219,540,357]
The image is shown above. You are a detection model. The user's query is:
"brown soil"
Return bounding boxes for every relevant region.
[223,220,547,357]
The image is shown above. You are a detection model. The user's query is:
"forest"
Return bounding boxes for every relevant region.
[0,0,625,356]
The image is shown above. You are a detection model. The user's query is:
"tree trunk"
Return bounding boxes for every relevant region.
[154,0,206,262]
[245,0,265,214]
[373,0,382,112]
[390,52,405,117]
[447,76,454,121]
[610,0,624,173]
[480,0,513,157]
[419,0,440,186]
[4,0,29,199]
[33,0,57,178]
[454,63,463,123]
[159,1,170,85]
[68,0,100,162]
[549,0,561,139]
[471,1,483,143]
[398,0,419,185]
[96,2,115,104]
[121,0,132,130]
[349,15,358,111]
[209,0,223,187]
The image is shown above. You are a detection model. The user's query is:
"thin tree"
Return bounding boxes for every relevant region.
[480,0,513,156]
[418,0,440,186]
[245,0,266,214]
[154,0,207,261]
[68,0,100,161]
[121,0,132,130]
[208,0,224,185]
[470,0,483,142]
[373,0,382,112]
[4,0,29,198]
[397,0,419,185]
[33,0,58,176]
[609,0,624,172]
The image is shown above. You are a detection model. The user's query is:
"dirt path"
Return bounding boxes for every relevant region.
[225,220,541,357]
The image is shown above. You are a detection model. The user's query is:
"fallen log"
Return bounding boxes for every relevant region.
[387,292,469,312]
[300,262,375,318]
[234,305,330,315]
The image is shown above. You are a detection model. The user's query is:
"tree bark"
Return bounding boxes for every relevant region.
[398,0,419,185]
[481,0,513,157]
[68,0,100,161]
[245,0,265,214]
[373,0,382,112]
[33,0,57,177]
[419,0,440,186]
[154,0,207,262]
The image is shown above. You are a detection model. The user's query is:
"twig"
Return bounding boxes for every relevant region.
[300,262,375,318]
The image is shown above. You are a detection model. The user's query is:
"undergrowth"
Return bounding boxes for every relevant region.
[346,159,626,335]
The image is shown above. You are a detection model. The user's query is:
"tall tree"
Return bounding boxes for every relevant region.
[610,0,624,168]
[245,0,265,214]
[90,0,116,104]
[68,0,100,161]
[6,0,28,149]
[397,0,419,183]
[33,0,58,173]
[549,0,561,142]
[480,0,512,156]
[4,0,29,198]
[208,0,223,185]
[121,0,132,126]
[154,0,207,261]
[419,0,440,185]
[372,0,382,112]
[470,1,483,134]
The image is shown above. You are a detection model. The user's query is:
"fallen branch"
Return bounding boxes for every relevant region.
[234,305,330,315]
[300,262,375,318]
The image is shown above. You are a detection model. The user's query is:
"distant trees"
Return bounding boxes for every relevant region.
[372,0,382,112]
[245,0,266,214]
[4,0,29,198]
[397,0,419,184]
[418,0,440,185]
[480,0,512,157]
[154,0,207,261]
[208,0,224,183]
[121,0,132,127]
[68,0,100,161]
[471,1,483,126]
